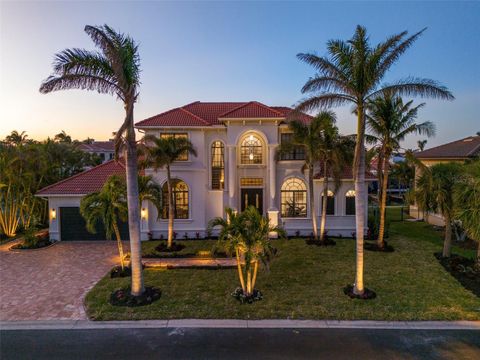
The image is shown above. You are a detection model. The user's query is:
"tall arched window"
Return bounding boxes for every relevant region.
[281,178,307,218]
[211,141,224,190]
[240,134,263,164]
[321,190,335,215]
[345,190,356,215]
[161,179,189,219]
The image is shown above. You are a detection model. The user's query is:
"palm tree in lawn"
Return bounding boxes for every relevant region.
[208,206,285,300]
[316,113,353,243]
[142,135,197,248]
[366,93,434,250]
[277,115,325,240]
[40,25,145,296]
[295,25,453,297]
[454,160,480,268]
[80,175,128,270]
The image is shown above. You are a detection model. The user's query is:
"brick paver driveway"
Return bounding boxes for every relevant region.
[0,241,125,320]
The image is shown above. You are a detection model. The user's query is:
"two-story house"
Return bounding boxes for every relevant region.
[37,101,374,241]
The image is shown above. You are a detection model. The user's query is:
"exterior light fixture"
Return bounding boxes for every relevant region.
[141,208,147,220]
[51,208,56,220]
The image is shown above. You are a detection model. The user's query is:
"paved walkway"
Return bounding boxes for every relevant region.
[0,241,123,321]
[143,257,237,268]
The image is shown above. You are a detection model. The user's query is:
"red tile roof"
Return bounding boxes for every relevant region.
[314,166,377,180]
[415,136,480,159]
[36,160,126,196]
[77,141,114,152]
[135,101,311,127]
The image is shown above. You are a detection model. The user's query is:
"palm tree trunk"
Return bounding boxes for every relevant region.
[166,165,174,248]
[377,152,389,248]
[246,268,252,296]
[320,162,328,243]
[124,103,144,297]
[475,241,480,270]
[442,215,452,257]
[308,164,319,240]
[251,260,259,291]
[353,103,366,296]
[235,248,246,292]
[112,221,125,270]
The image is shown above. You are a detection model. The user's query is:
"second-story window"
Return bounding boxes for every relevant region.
[211,141,224,190]
[279,133,305,160]
[240,134,263,164]
[159,133,189,161]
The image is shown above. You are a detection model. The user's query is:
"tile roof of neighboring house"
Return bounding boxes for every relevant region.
[314,166,377,180]
[77,141,115,152]
[415,135,480,159]
[135,101,312,127]
[36,160,126,196]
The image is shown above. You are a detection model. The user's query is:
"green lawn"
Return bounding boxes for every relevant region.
[85,208,480,320]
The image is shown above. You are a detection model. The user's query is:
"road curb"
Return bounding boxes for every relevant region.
[1,319,479,330]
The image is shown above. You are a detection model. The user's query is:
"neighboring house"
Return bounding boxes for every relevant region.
[410,135,480,225]
[37,101,375,241]
[78,141,115,163]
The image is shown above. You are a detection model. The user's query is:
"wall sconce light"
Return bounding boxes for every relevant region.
[141,208,147,220]
[51,208,56,220]
[249,153,254,160]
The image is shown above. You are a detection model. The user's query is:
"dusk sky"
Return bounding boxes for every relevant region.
[1,1,479,149]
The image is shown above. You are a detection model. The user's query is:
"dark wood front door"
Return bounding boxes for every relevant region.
[241,188,263,214]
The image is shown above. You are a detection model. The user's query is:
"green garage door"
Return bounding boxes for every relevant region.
[60,207,129,241]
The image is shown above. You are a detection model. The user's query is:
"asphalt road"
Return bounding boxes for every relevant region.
[1,328,479,359]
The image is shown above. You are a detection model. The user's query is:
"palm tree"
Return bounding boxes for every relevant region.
[277,115,325,240]
[138,175,162,217]
[54,130,72,143]
[80,175,128,270]
[5,131,28,146]
[417,140,427,151]
[295,25,453,296]
[208,207,285,299]
[316,114,353,243]
[425,163,462,257]
[366,93,434,249]
[40,25,145,296]
[454,160,480,268]
[142,135,197,248]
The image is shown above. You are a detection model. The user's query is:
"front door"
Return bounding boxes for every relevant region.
[241,188,263,214]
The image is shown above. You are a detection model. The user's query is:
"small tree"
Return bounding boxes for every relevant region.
[454,160,480,268]
[142,135,197,248]
[208,207,285,301]
[80,175,128,270]
[138,175,162,217]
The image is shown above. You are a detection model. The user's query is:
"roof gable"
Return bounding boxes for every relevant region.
[218,101,285,119]
[416,136,480,159]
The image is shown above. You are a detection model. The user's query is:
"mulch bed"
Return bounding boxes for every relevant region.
[364,241,395,252]
[305,238,336,247]
[10,239,52,250]
[154,242,186,253]
[343,284,377,300]
[231,287,263,304]
[110,286,161,307]
[435,253,480,297]
[110,266,132,278]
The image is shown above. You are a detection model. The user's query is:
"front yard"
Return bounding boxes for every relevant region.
[85,208,480,321]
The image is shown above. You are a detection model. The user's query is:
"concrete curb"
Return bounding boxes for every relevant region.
[1,320,479,331]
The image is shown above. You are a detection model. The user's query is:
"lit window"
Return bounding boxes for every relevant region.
[159,133,189,161]
[321,190,335,215]
[240,178,263,186]
[346,190,356,215]
[240,134,263,164]
[211,141,224,190]
[161,179,189,219]
[279,133,305,160]
[281,178,307,218]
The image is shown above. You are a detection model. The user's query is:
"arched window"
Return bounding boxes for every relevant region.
[211,141,224,190]
[345,190,356,215]
[321,190,335,215]
[281,178,307,218]
[240,134,263,164]
[161,179,189,219]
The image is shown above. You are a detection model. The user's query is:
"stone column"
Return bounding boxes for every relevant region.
[227,145,236,210]
[268,144,279,238]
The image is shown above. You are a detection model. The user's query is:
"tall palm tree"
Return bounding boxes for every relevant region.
[40,25,145,296]
[54,130,72,143]
[295,25,453,296]
[277,115,325,240]
[142,135,197,248]
[80,175,128,270]
[208,206,285,299]
[417,140,427,151]
[454,160,480,268]
[5,131,28,146]
[316,113,353,243]
[366,93,434,249]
